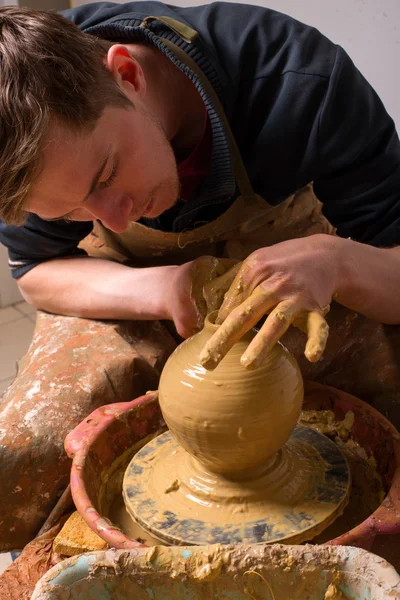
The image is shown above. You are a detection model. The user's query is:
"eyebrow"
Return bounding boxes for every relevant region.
[42,148,112,222]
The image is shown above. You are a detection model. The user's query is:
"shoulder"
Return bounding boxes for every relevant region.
[61,1,337,79]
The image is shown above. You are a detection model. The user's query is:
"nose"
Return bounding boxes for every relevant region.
[86,194,134,233]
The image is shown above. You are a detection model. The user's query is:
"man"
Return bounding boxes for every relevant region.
[0,2,399,550]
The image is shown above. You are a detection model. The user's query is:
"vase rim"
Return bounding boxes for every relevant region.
[204,311,220,331]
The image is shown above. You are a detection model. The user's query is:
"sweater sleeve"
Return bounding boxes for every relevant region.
[0,216,92,279]
[314,46,400,246]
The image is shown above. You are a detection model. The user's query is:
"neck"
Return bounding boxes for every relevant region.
[127,43,206,160]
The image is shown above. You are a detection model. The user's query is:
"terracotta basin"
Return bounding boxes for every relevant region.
[64,382,400,552]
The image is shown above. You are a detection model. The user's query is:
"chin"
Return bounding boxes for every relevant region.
[148,194,179,218]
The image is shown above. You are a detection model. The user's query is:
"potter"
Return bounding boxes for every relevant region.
[0,2,400,555]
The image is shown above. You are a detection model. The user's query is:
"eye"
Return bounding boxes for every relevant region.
[99,159,118,189]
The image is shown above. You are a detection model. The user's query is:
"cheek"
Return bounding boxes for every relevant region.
[134,123,176,176]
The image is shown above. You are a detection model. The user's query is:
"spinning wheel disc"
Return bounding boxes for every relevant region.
[123,426,350,546]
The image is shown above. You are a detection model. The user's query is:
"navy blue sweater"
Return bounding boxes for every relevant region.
[1,1,399,278]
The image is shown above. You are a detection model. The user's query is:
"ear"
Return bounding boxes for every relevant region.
[106,44,146,98]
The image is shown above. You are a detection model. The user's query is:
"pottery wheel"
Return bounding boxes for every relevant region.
[123,426,351,546]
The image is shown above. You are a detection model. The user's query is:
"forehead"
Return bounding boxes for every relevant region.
[27,108,123,211]
[33,122,102,202]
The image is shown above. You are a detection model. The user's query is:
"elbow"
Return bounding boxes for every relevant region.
[17,281,37,308]
[17,270,42,309]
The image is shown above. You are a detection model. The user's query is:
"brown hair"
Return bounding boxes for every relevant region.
[0,7,131,225]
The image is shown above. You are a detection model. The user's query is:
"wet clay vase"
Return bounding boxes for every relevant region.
[159,312,304,477]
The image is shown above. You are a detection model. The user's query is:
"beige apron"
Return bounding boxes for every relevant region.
[81,32,334,264]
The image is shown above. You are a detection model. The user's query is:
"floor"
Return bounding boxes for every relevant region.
[0,301,36,395]
[0,301,37,575]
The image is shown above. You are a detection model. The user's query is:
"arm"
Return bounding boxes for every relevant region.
[18,256,176,322]
[18,254,238,339]
[314,47,400,246]
[333,237,400,323]
[0,214,237,337]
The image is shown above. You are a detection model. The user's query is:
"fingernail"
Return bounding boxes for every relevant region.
[240,355,260,370]
[199,349,220,371]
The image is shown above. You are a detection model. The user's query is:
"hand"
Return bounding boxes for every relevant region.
[167,256,240,338]
[199,234,341,370]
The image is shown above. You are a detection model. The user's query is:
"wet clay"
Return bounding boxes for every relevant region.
[121,315,352,546]
[111,408,381,547]
[109,495,161,547]
[324,582,349,600]
[158,312,304,476]
[123,426,350,546]
[300,410,385,543]
[33,543,399,600]
[189,258,239,330]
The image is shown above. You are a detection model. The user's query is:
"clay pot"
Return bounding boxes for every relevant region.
[159,313,304,477]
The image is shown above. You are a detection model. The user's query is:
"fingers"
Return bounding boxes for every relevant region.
[304,310,329,362]
[240,301,297,370]
[201,294,330,370]
[216,265,252,324]
[199,286,276,370]
[203,262,242,313]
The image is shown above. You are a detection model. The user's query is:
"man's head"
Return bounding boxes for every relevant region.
[0,8,180,231]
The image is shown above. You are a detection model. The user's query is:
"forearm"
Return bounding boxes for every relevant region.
[18,256,177,321]
[329,235,400,323]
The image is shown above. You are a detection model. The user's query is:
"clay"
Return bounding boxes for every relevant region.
[159,312,304,476]
[104,402,383,549]
[202,262,242,314]
[123,315,353,546]
[123,426,350,545]
[324,582,348,600]
[300,409,385,544]
[108,496,160,547]
[189,257,239,330]
[31,543,400,600]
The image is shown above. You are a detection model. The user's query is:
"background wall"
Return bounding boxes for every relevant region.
[0,0,398,306]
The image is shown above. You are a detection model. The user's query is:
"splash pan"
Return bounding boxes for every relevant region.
[32,543,400,599]
[65,382,400,552]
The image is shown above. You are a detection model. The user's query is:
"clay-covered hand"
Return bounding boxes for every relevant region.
[200,235,338,370]
[168,256,240,338]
